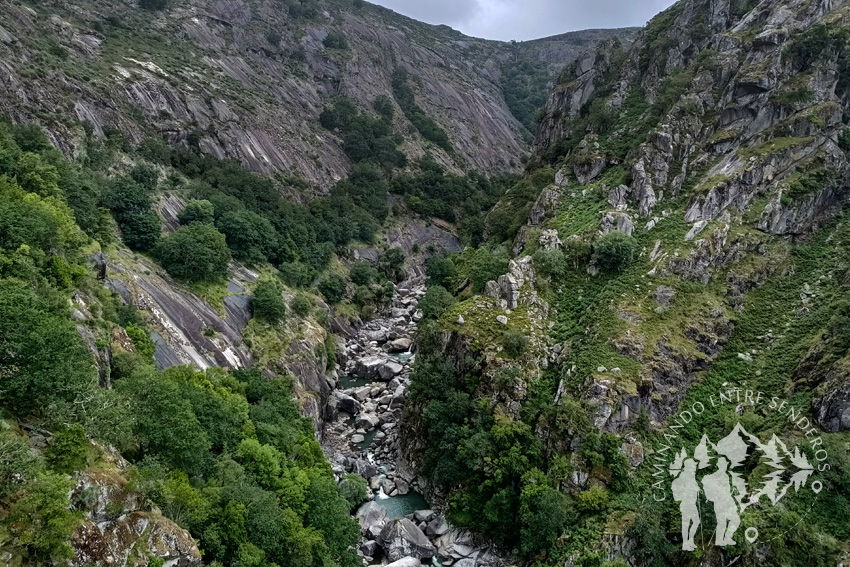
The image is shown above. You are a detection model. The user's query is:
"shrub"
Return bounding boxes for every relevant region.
[532,248,566,280]
[266,30,282,46]
[6,472,79,562]
[577,486,610,512]
[102,176,162,252]
[317,274,347,304]
[126,324,156,359]
[155,223,231,282]
[373,95,395,121]
[338,474,368,509]
[323,31,349,50]
[502,330,529,358]
[349,260,377,286]
[468,248,509,293]
[290,293,313,317]
[0,428,41,498]
[178,200,215,225]
[592,232,636,273]
[278,261,317,288]
[839,129,850,153]
[378,247,406,281]
[129,164,159,191]
[46,425,89,474]
[419,285,455,320]
[252,281,286,325]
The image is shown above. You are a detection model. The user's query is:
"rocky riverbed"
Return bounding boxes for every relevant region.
[321,278,506,567]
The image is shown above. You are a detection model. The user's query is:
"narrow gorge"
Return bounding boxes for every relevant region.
[3,0,850,566]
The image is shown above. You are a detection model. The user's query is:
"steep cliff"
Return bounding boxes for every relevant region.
[402,0,850,564]
[0,0,633,188]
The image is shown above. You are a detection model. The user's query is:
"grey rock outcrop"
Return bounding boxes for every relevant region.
[356,501,388,537]
[377,519,437,562]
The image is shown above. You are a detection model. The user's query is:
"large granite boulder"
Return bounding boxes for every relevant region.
[356,501,388,538]
[377,518,437,562]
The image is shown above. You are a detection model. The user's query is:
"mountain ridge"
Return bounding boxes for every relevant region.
[0,0,636,189]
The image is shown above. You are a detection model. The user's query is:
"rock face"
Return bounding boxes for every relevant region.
[377,519,437,562]
[537,0,850,236]
[70,467,201,567]
[0,0,633,188]
[106,253,255,372]
[522,0,850,433]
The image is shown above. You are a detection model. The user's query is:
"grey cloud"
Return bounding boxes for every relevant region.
[369,0,676,40]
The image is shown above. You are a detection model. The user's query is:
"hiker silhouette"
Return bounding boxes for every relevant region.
[671,458,700,551]
[702,457,741,546]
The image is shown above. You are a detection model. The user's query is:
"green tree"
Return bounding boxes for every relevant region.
[519,469,572,557]
[236,439,283,489]
[0,428,41,498]
[118,367,212,474]
[0,176,84,254]
[349,260,377,286]
[0,279,98,417]
[6,472,79,562]
[178,199,215,225]
[373,95,395,121]
[155,222,231,282]
[378,247,406,281]
[46,425,89,474]
[426,255,456,287]
[533,248,566,280]
[17,153,61,197]
[102,176,162,251]
[216,209,281,264]
[303,471,361,567]
[317,274,347,304]
[337,474,368,509]
[592,231,636,273]
[252,280,287,325]
[419,285,455,320]
[129,164,159,191]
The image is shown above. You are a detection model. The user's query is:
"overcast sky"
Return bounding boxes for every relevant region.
[369,0,676,41]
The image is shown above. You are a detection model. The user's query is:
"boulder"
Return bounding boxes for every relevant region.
[336,392,359,415]
[346,458,378,479]
[413,510,434,523]
[435,528,475,559]
[354,356,386,379]
[356,413,380,430]
[378,519,437,562]
[356,501,388,537]
[426,515,449,537]
[353,386,372,402]
[360,539,380,558]
[365,328,390,343]
[378,360,405,381]
[387,337,413,353]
